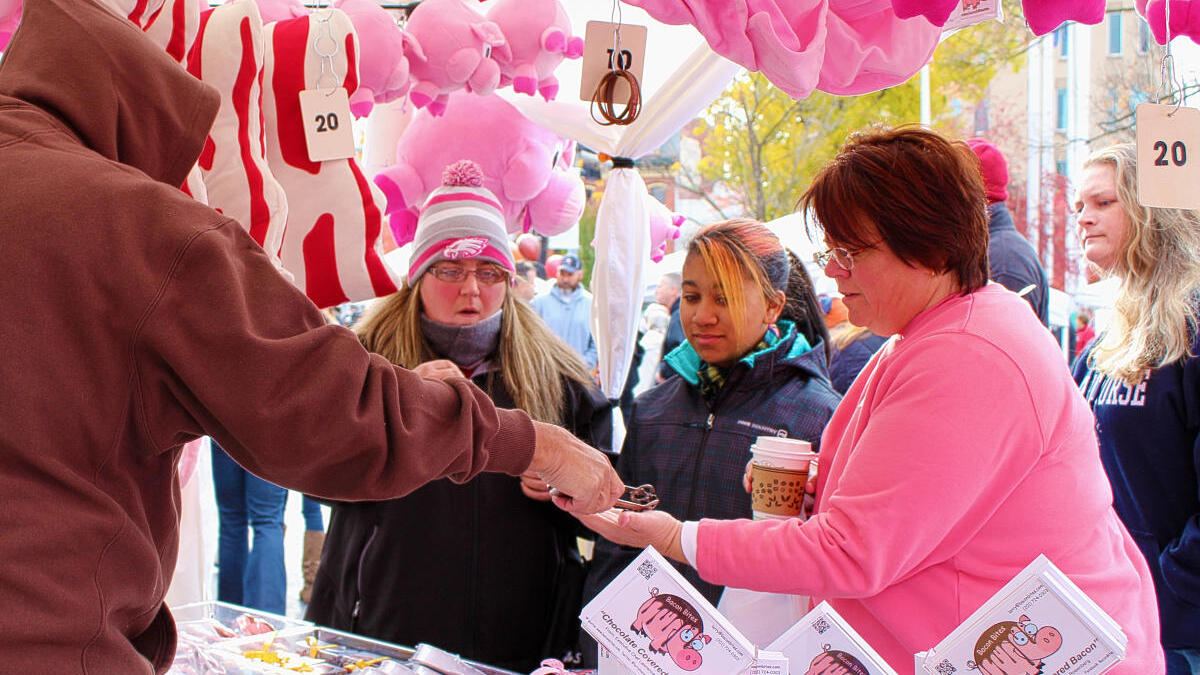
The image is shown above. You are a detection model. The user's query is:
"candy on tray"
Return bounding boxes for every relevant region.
[236,613,282,635]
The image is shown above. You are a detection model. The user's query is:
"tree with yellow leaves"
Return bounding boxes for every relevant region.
[684,1,1032,222]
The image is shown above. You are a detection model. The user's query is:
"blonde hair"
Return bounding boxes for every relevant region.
[355,282,594,424]
[1084,143,1200,384]
[687,219,787,344]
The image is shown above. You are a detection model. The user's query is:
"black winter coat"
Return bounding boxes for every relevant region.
[587,325,839,604]
[305,368,612,672]
[579,324,839,667]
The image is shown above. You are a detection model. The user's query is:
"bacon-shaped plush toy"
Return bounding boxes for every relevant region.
[95,0,202,65]
[186,0,289,273]
[262,9,401,308]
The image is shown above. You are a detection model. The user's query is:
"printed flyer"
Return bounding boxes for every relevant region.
[581,547,756,675]
[920,555,1127,675]
[767,601,899,675]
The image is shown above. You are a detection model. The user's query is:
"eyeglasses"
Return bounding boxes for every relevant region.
[428,264,510,286]
[813,246,865,272]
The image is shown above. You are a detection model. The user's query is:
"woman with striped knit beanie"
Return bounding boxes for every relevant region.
[306,160,612,671]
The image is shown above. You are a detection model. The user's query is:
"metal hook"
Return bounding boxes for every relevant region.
[1160,0,1184,116]
[312,8,341,97]
[610,0,624,72]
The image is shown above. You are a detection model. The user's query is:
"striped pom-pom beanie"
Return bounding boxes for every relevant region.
[407,160,515,284]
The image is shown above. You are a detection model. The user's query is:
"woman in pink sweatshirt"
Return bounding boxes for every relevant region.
[578,126,1163,674]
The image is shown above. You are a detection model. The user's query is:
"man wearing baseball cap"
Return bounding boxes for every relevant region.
[534,253,599,370]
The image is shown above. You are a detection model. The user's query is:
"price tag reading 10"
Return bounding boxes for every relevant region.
[1135,102,1200,209]
[298,87,356,163]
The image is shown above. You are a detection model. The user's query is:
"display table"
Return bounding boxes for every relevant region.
[168,601,521,674]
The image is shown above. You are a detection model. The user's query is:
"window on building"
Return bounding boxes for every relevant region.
[1055,25,1069,59]
[1108,12,1123,55]
[1056,160,1068,176]
[1138,21,1151,54]
[1056,88,1068,130]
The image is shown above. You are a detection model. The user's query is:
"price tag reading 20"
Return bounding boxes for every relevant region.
[1136,102,1200,209]
[298,87,356,163]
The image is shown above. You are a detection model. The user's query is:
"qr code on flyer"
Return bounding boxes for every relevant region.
[811,616,831,634]
[935,659,957,674]
[637,560,656,580]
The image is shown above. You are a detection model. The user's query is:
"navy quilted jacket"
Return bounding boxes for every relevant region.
[583,321,841,609]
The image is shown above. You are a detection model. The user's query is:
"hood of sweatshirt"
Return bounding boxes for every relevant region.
[0,0,218,186]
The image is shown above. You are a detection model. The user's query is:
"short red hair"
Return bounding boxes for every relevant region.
[798,125,990,293]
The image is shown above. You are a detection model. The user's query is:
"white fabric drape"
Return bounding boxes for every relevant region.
[507,42,740,398]
[166,438,208,606]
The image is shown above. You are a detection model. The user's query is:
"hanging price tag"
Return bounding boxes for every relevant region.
[299,87,355,162]
[579,21,647,103]
[1136,102,1200,209]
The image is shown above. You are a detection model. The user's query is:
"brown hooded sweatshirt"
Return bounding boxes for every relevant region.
[0,1,535,671]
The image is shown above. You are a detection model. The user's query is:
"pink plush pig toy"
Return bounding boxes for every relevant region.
[485,0,583,101]
[334,0,411,118]
[1139,0,1200,45]
[401,0,508,116]
[0,0,22,52]
[374,91,584,246]
[646,194,684,263]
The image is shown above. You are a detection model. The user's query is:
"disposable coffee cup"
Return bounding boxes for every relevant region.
[750,436,818,520]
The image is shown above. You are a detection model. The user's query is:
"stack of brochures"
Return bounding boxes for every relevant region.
[919,555,1127,675]
[765,600,899,674]
[581,547,756,675]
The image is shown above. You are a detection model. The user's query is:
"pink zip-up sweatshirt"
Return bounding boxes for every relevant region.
[695,285,1162,673]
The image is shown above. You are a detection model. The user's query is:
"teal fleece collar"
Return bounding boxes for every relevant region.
[663,320,811,386]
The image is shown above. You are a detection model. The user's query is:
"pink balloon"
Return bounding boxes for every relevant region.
[545,253,563,278]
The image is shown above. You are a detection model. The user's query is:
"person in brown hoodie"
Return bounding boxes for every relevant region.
[0,1,623,672]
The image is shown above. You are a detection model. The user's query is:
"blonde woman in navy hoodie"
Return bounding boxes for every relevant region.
[1072,143,1200,675]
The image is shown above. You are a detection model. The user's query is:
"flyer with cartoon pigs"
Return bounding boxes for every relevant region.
[919,555,1127,675]
[765,601,899,675]
[580,547,756,675]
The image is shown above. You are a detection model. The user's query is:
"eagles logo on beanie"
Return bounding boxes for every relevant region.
[407,160,516,284]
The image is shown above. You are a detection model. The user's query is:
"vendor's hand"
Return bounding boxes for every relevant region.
[528,421,623,514]
[519,469,552,502]
[413,359,464,381]
[575,508,686,564]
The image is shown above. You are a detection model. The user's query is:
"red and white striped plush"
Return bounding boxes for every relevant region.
[261,9,400,308]
[186,0,288,274]
[96,0,200,65]
[180,164,209,205]
[91,0,207,200]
